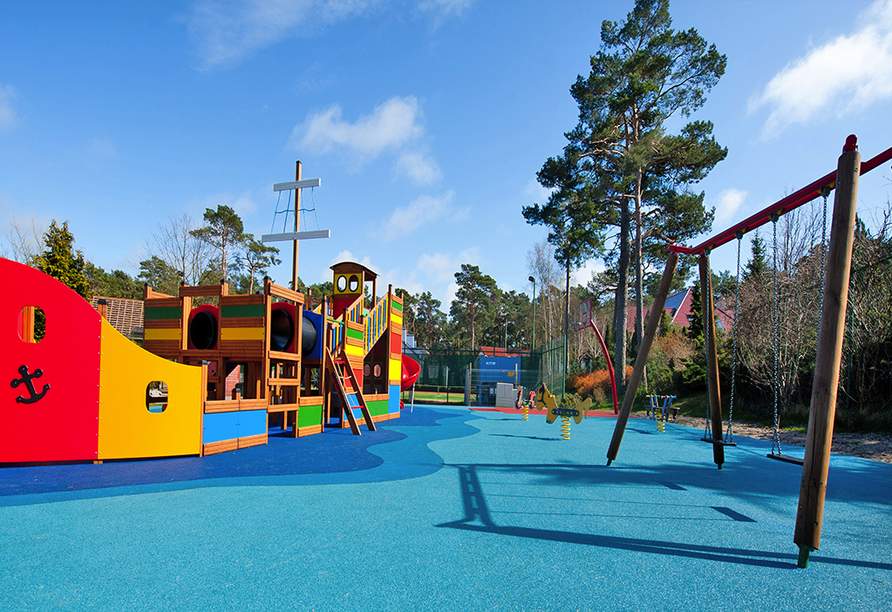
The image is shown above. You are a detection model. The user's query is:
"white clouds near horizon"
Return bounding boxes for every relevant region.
[750,0,892,137]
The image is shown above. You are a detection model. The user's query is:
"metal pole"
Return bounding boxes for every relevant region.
[529,275,536,351]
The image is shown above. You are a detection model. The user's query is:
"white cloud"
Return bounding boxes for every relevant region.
[0,85,20,129]
[750,0,892,136]
[331,249,377,273]
[293,96,424,161]
[573,259,606,286]
[523,177,553,204]
[713,188,747,225]
[185,0,379,70]
[383,191,454,242]
[411,247,481,306]
[395,150,442,185]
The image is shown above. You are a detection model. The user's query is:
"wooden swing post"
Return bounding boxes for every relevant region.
[606,251,678,465]
[794,136,860,568]
[699,252,725,469]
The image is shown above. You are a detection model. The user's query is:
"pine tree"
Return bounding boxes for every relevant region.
[189,205,246,281]
[524,0,726,392]
[35,220,91,299]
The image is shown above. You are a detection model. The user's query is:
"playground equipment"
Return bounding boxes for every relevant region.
[577,298,619,415]
[605,135,892,568]
[2,255,406,464]
[646,394,676,432]
[536,382,589,440]
[2,257,204,463]
[400,354,420,411]
[515,386,536,420]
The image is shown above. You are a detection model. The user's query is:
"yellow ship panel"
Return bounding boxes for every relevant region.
[98,320,202,459]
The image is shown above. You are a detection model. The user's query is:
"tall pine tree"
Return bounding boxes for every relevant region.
[524,0,726,393]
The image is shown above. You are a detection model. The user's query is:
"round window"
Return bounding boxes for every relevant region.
[348,274,360,292]
[373,363,383,379]
[336,275,348,292]
[363,363,371,377]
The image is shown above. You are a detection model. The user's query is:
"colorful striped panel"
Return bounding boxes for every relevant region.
[144,306,182,320]
[221,304,265,318]
[220,327,265,341]
[144,328,181,341]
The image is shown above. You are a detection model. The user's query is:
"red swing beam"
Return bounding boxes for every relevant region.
[669,136,892,257]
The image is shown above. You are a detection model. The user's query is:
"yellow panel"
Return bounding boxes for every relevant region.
[345,343,363,357]
[144,327,181,341]
[390,359,401,379]
[98,320,202,459]
[220,327,265,341]
[391,313,403,326]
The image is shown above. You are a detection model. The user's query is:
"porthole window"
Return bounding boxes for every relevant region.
[336,275,347,292]
[348,274,359,292]
[373,363,383,379]
[363,363,371,378]
[146,381,168,413]
[18,306,45,343]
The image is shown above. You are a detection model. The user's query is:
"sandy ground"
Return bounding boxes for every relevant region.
[671,415,892,464]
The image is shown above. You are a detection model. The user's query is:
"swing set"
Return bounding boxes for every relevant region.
[605,135,892,568]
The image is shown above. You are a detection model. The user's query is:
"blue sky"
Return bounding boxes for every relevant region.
[2,0,891,309]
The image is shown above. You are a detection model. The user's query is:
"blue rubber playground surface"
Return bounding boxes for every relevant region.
[1,405,890,611]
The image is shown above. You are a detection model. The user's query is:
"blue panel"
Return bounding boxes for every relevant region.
[202,409,267,443]
[389,385,400,414]
[303,311,324,361]
[237,409,267,437]
[351,407,364,421]
[346,394,359,408]
[202,412,241,444]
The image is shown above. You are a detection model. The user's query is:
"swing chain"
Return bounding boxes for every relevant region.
[725,236,743,444]
[771,216,783,455]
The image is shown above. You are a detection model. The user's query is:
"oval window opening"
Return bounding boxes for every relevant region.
[348,275,360,292]
[18,306,46,343]
[146,381,168,413]
[336,275,348,292]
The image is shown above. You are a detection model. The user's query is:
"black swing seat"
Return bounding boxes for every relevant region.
[700,436,737,447]
[767,452,804,465]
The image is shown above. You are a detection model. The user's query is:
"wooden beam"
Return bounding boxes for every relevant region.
[606,252,678,465]
[794,139,860,568]
[700,253,725,469]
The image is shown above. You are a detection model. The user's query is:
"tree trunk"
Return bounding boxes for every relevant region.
[614,197,631,394]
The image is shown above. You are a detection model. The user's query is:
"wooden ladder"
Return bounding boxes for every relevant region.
[324,349,376,435]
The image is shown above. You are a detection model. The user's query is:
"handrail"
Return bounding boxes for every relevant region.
[365,296,389,353]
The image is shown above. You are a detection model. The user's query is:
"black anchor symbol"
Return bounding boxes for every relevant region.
[11,365,51,404]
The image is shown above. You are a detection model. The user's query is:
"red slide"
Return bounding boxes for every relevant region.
[400,355,420,410]
[401,355,420,390]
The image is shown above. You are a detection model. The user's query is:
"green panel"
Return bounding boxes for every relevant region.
[367,399,388,417]
[392,300,403,312]
[346,327,363,340]
[222,304,265,318]
[298,404,323,428]
[144,306,181,320]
